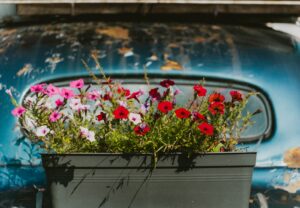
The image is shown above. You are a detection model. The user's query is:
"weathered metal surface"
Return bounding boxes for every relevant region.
[15,3,300,15]
[0,21,300,207]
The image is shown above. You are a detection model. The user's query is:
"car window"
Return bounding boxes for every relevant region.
[22,77,272,142]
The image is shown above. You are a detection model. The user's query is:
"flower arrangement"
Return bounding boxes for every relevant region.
[8,75,255,158]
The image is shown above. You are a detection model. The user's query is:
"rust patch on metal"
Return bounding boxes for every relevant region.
[17,64,33,77]
[194,36,206,43]
[161,59,183,71]
[95,27,129,40]
[148,54,158,61]
[118,47,134,57]
[275,180,300,194]
[0,29,17,36]
[284,147,300,168]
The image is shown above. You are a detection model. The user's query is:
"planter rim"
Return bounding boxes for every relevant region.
[41,152,256,156]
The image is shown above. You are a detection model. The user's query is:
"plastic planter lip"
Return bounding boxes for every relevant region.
[41,152,257,168]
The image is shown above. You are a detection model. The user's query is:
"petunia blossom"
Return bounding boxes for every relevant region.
[127,89,144,101]
[36,125,50,137]
[70,79,84,89]
[198,122,214,136]
[86,90,101,101]
[11,106,26,117]
[60,88,74,99]
[69,98,82,111]
[55,99,64,108]
[192,112,206,121]
[208,102,225,115]
[49,111,62,122]
[193,85,207,97]
[46,84,60,96]
[149,88,161,100]
[30,84,45,93]
[230,90,243,102]
[113,106,129,119]
[175,108,191,119]
[157,101,173,114]
[208,93,225,103]
[160,79,175,88]
[97,112,106,121]
[134,123,150,136]
[80,127,96,142]
[129,113,142,125]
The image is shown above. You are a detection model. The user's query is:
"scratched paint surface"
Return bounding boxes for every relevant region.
[0,22,300,206]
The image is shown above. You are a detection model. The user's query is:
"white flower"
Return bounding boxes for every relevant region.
[44,99,55,109]
[24,96,36,104]
[5,89,12,96]
[80,127,96,142]
[86,131,95,142]
[118,100,127,107]
[129,113,142,125]
[36,125,50,137]
[69,98,82,110]
[25,117,36,130]
[80,104,90,111]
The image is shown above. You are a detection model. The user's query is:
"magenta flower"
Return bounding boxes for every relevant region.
[30,84,45,93]
[60,88,74,99]
[87,90,100,101]
[11,106,26,117]
[70,79,84,89]
[55,99,64,108]
[46,84,60,96]
[49,111,62,122]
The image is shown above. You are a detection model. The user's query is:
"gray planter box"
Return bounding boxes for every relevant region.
[42,152,256,208]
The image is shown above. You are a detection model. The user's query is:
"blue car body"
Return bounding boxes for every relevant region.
[0,21,300,207]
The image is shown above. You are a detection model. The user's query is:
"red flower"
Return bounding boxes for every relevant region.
[102,93,111,101]
[208,93,225,103]
[230,90,243,102]
[198,122,214,136]
[209,102,225,115]
[134,123,150,136]
[97,112,106,121]
[117,87,130,96]
[175,108,191,119]
[160,79,175,88]
[193,85,207,96]
[193,112,206,121]
[158,101,173,113]
[113,106,129,119]
[149,88,161,100]
[127,90,143,101]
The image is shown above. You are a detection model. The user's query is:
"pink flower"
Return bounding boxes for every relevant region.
[55,99,64,108]
[30,84,45,93]
[49,111,62,122]
[60,88,74,99]
[70,79,84,89]
[86,90,100,101]
[11,106,26,117]
[46,84,60,96]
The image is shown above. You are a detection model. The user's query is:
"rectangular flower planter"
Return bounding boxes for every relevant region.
[42,152,256,208]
